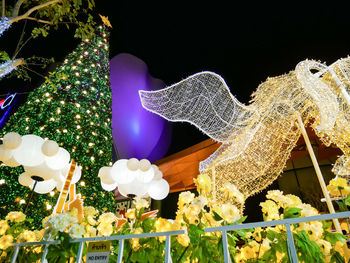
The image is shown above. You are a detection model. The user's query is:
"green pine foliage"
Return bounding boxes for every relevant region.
[0,25,115,228]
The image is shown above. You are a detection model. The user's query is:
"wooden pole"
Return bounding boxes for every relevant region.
[297,115,342,233]
[211,167,216,201]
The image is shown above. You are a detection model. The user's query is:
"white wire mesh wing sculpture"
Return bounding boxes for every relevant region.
[139,59,350,211]
[139,71,255,143]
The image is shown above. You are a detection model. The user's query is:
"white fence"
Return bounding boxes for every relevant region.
[10,211,350,263]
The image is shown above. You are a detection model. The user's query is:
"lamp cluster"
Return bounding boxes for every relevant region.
[98,158,170,200]
[0,132,81,194]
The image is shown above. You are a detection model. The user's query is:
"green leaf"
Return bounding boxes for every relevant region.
[344,195,350,207]
[283,207,302,219]
[212,211,223,221]
[0,51,10,62]
[331,251,345,263]
[336,200,348,212]
[324,230,346,245]
[233,216,247,225]
[188,224,205,245]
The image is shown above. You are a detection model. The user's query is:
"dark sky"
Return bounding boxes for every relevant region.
[99,3,350,156]
[2,2,350,157]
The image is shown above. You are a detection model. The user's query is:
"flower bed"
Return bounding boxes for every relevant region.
[1,174,350,262]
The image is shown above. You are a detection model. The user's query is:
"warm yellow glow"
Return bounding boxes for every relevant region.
[140,59,350,210]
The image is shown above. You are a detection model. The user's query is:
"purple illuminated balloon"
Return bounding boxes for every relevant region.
[110,53,171,162]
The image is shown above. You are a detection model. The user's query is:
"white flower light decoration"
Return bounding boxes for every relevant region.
[98,158,169,200]
[0,132,81,194]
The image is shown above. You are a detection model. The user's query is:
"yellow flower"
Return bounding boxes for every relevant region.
[0,235,13,250]
[131,227,143,251]
[334,241,348,259]
[298,203,319,217]
[300,222,323,241]
[183,206,200,225]
[155,218,174,242]
[42,215,52,227]
[214,204,240,224]
[133,198,149,210]
[194,173,211,195]
[266,190,284,201]
[98,212,117,224]
[32,246,42,254]
[34,230,44,242]
[202,212,219,227]
[260,200,280,220]
[125,209,136,220]
[177,234,190,247]
[316,239,332,256]
[84,225,97,238]
[178,191,195,209]
[84,206,99,217]
[87,215,98,226]
[252,227,263,242]
[97,222,113,236]
[285,194,302,207]
[268,193,293,208]
[259,239,271,257]
[235,251,246,263]
[220,183,244,203]
[242,241,259,259]
[6,211,26,223]
[0,220,9,235]
[327,177,350,196]
[276,251,286,262]
[22,230,37,242]
[67,207,78,218]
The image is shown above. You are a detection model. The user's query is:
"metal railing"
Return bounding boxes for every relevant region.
[205,211,350,263]
[10,211,350,263]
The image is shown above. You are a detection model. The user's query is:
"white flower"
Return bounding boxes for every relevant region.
[220,183,244,203]
[46,212,77,232]
[214,204,240,224]
[191,195,207,209]
[298,203,319,217]
[68,224,86,239]
[266,190,284,202]
[133,198,149,210]
[178,191,195,205]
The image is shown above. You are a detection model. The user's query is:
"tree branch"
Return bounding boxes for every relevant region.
[12,0,25,17]
[9,0,61,24]
[2,0,5,17]
[23,16,54,25]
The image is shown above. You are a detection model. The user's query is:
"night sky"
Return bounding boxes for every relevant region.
[98,2,350,156]
[2,3,350,156]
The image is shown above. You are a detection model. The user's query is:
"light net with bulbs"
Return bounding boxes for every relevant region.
[140,57,350,210]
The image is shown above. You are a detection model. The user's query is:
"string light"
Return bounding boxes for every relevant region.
[0,26,115,228]
[140,63,350,211]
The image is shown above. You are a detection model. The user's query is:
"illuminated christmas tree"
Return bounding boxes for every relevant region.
[0,25,116,227]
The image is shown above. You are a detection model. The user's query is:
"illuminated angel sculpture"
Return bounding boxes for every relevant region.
[139,57,350,210]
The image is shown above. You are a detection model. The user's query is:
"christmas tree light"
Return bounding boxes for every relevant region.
[0,26,115,227]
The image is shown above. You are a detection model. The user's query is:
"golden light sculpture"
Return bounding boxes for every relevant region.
[139,57,350,212]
